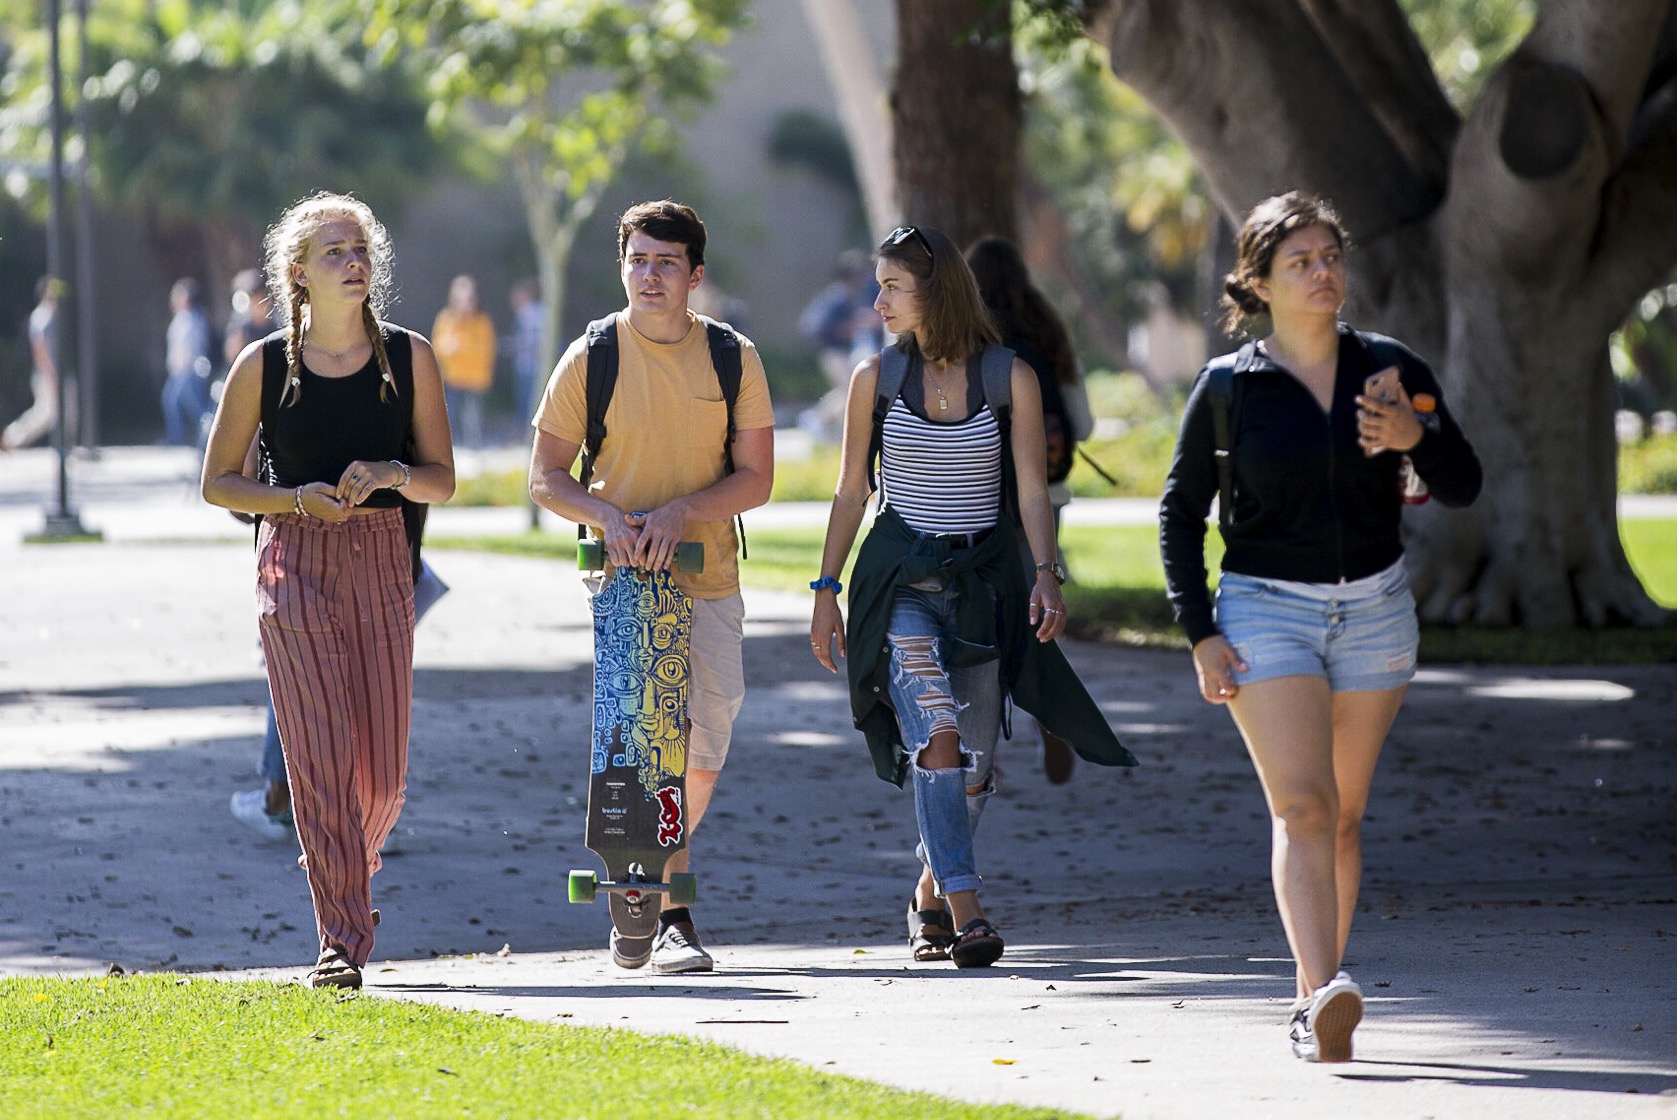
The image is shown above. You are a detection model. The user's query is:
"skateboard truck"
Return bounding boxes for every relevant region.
[567,865,698,908]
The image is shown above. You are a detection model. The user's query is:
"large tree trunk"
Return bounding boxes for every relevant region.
[892,0,1021,246]
[1088,0,1677,628]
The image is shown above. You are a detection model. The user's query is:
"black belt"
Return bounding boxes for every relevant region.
[929,526,994,549]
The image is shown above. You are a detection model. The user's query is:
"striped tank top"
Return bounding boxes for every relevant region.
[880,396,1002,534]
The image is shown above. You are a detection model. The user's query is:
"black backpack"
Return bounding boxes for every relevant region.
[578,311,747,552]
[868,343,1021,523]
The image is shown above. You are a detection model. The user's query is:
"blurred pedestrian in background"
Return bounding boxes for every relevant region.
[966,234,1094,785]
[797,249,881,439]
[224,268,279,369]
[161,277,214,448]
[506,279,544,424]
[432,274,495,447]
[2,275,70,451]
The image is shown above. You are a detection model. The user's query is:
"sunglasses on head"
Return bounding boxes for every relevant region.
[884,225,934,260]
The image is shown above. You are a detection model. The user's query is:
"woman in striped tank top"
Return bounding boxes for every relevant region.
[809,225,1132,969]
[202,194,455,989]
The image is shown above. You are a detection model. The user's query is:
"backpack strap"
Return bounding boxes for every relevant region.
[697,313,747,556]
[868,345,913,501]
[382,325,426,584]
[1205,357,1237,531]
[578,313,620,542]
[580,313,619,490]
[698,314,742,475]
[979,344,1019,525]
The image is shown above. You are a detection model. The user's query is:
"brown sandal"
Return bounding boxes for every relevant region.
[907,897,955,962]
[308,945,362,990]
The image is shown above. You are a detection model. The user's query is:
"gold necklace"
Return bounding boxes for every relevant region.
[927,361,960,412]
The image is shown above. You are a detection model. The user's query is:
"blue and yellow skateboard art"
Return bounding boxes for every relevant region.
[568,540,703,943]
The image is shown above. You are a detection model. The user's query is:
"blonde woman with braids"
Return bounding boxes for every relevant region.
[203,192,454,989]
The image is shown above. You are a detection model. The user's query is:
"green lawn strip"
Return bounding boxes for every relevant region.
[445,427,1673,506]
[431,518,1675,664]
[1621,517,1677,606]
[1,976,1087,1120]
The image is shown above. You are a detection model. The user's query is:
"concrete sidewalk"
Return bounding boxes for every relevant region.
[0,445,1674,1118]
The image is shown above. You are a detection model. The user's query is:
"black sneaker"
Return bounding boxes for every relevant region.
[610,928,654,969]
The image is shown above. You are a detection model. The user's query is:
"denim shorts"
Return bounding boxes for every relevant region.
[1214,560,1418,692]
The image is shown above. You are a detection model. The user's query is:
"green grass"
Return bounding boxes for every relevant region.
[0,976,1087,1120]
[433,518,1675,664]
[1622,517,1677,606]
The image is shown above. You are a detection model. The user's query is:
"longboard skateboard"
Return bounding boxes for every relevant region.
[568,539,704,946]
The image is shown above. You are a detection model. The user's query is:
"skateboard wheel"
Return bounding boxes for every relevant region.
[667,872,697,907]
[568,870,599,904]
[578,540,605,572]
[675,542,704,574]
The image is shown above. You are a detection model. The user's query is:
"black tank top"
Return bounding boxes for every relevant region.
[258,326,413,509]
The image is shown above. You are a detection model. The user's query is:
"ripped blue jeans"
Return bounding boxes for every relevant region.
[886,583,1002,896]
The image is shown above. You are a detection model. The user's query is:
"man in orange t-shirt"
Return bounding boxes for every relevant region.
[432,274,496,446]
[530,200,774,976]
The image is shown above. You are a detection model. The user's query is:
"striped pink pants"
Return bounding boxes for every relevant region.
[257,507,415,967]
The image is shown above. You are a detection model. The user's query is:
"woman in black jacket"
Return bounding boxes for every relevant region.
[1159,193,1480,1063]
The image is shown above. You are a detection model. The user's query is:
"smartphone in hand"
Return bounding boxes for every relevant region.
[1363,366,1401,405]
[1360,365,1403,457]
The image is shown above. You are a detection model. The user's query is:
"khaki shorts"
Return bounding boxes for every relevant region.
[686,593,745,770]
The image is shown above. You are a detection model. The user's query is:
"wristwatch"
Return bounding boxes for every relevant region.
[1035,561,1068,585]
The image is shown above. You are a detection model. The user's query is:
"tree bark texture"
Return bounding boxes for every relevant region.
[892,0,1021,246]
[1089,0,1677,627]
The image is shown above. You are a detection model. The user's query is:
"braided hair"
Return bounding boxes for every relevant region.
[263,192,398,407]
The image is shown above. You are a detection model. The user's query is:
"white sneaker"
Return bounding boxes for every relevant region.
[229,789,293,842]
[651,923,714,974]
[1307,971,1363,1063]
[1288,1001,1316,1061]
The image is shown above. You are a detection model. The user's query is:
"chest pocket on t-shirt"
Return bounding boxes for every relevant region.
[687,397,728,454]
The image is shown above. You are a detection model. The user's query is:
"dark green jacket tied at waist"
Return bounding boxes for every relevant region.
[846,506,1138,786]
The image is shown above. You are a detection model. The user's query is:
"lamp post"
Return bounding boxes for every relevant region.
[74,0,98,452]
[32,0,96,540]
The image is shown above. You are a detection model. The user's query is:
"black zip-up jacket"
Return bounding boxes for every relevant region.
[1159,326,1482,647]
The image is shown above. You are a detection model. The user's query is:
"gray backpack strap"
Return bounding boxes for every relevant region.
[868,346,912,496]
[979,343,1014,429]
[980,344,1018,523]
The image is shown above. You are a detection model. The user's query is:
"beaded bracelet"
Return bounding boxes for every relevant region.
[387,459,411,490]
[293,485,308,517]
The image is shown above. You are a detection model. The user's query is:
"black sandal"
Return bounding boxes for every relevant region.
[950,916,1004,969]
[907,897,955,962]
[308,945,363,990]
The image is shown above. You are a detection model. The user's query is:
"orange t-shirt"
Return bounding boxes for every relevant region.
[431,308,496,391]
[534,312,774,599]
